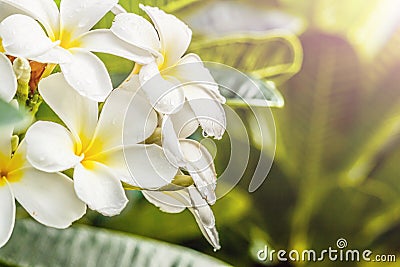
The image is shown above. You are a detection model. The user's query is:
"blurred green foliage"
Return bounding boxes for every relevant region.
[98,0,400,266]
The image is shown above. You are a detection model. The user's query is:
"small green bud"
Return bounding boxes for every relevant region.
[11,135,19,153]
[13,57,31,85]
[13,58,31,107]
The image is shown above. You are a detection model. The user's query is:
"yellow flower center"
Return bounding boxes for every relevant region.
[0,38,5,53]
[74,135,108,171]
[53,29,81,50]
[0,152,25,186]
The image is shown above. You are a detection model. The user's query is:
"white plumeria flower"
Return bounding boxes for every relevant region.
[111,5,226,139]
[25,73,178,215]
[0,54,86,249]
[0,0,154,102]
[119,75,219,203]
[143,186,220,251]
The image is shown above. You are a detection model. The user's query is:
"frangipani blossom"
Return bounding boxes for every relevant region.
[111,5,226,139]
[0,0,154,102]
[118,76,220,249]
[118,75,219,203]
[25,73,178,215]
[0,54,85,249]
[143,186,220,251]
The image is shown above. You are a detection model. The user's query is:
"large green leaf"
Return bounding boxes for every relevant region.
[0,220,228,267]
[189,32,303,85]
[0,99,23,126]
[208,64,284,108]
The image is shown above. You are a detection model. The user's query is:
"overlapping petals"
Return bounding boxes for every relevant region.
[143,186,220,251]
[0,136,86,249]
[119,74,222,249]
[0,0,154,101]
[25,73,178,215]
[111,5,227,140]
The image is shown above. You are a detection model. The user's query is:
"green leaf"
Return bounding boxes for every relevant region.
[190,32,303,85]
[208,65,284,108]
[0,99,23,126]
[0,219,229,267]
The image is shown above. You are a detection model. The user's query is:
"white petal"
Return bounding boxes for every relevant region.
[118,74,140,93]
[111,4,126,15]
[25,121,82,172]
[38,73,98,144]
[186,187,220,250]
[60,48,113,102]
[0,53,17,102]
[90,89,132,151]
[10,168,86,228]
[123,144,178,189]
[0,180,15,248]
[187,187,214,226]
[0,0,59,36]
[161,116,185,168]
[167,53,225,102]
[180,140,217,205]
[124,90,158,144]
[111,13,161,58]
[79,29,154,64]
[60,0,117,39]
[0,14,57,58]
[30,46,72,64]
[140,5,192,67]
[142,190,188,213]
[185,85,226,139]
[90,89,156,154]
[139,61,185,114]
[170,102,199,138]
[74,162,128,216]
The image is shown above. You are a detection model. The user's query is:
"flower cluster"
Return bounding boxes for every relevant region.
[0,0,226,251]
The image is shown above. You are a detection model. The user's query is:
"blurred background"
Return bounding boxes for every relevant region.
[3,0,400,266]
